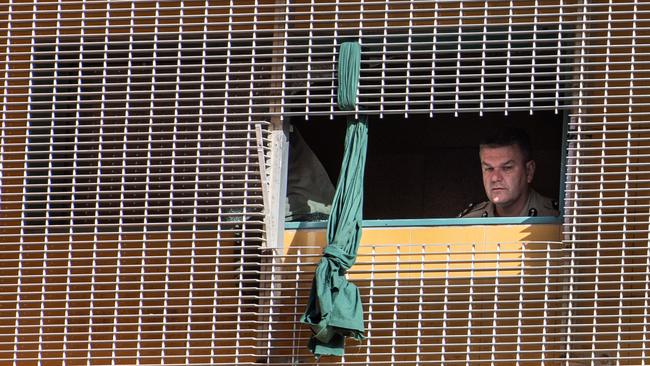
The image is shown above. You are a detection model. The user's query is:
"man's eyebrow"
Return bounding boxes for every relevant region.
[482,160,516,167]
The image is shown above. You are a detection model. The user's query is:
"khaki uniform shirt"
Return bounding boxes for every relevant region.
[459,189,559,218]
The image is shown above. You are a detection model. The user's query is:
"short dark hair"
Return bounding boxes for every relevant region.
[479,127,532,162]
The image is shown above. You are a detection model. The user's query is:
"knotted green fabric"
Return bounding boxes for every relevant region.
[337,41,361,111]
[300,41,367,358]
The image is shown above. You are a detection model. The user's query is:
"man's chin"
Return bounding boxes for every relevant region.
[489,190,508,201]
[490,196,511,205]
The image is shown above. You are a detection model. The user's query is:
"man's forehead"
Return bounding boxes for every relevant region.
[479,145,525,162]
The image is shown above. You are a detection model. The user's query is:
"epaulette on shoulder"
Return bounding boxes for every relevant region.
[458,201,488,218]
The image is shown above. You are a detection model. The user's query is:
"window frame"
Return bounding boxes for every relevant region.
[285,108,570,229]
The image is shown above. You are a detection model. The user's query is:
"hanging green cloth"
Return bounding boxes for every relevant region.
[300,41,367,358]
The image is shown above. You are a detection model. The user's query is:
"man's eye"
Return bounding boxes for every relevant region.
[503,166,513,171]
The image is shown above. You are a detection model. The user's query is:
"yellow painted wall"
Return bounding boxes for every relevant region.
[276,224,566,364]
[285,224,562,249]
[285,224,562,278]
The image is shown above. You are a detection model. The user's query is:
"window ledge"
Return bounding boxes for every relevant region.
[285,216,562,230]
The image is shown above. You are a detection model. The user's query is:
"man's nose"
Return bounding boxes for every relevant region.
[490,170,503,182]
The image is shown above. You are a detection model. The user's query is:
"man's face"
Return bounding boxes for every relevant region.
[480,144,535,211]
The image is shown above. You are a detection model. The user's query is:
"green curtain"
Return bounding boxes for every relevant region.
[300,41,367,358]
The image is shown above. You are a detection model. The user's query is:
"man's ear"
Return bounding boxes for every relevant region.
[526,160,536,183]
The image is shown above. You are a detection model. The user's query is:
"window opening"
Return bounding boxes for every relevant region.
[289,111,564,221]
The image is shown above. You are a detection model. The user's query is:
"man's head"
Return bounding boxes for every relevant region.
[479,127,536,216]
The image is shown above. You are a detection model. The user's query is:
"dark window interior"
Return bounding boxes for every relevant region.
[292,111,564,220]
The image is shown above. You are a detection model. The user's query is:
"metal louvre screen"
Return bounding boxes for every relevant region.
[0,0,649,365]
[3,1,273,364]
[262,241,567,364]
[283,1,573,118]
[563,1,650,363]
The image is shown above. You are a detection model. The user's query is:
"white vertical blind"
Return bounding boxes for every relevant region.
[0,0,649,364]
